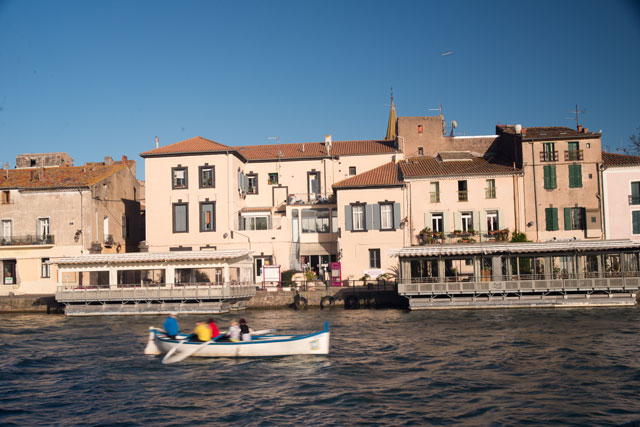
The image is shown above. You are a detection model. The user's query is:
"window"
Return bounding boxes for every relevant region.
[486,210,498,231]
[369,249,381,269]
[331,209,338,233]
[3,259,16,284]
[302,209,329,233]
[268,173,278,185]
[352,204,365,231]
[431,213,443,232]
[631,182,640,205]
[380,204,393,230]
[41,258,50,278]
[37,217,50,239]
[430,182,440,203]
[458,181,468,201]
[242,214,269,230]
[103,216,109,242]
[564,207,585,231]
[418,125,423,134]
[172,203,188,233]
[172,167,188,189]
[566,141,582,161]
[543,165,557,189]
[485,179,496,199]
[1,191,9,204]
[569,164,582,188]
[247,174,258,194]
[348,167,356,176]
[418,147,424,155]
[545,207,559,231]
[200,202,215,232]
[199,166,215,188]
[1,219,11,242]
[102,183,107,199]
[461,212,473,232]
[122,214,128,239]
[308,172,320,197]
[633,211,640,235]
[541,142,557,162]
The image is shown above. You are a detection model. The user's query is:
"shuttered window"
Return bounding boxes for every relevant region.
[545,207,558,231]
[543,165,557,189]
[633,211,640,235]
[564,207,585,230]
[569,165,582,188]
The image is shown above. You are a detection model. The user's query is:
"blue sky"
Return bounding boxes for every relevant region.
[1,0,639,179]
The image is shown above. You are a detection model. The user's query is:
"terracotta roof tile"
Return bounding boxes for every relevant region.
[400,156,518,178]
[238,139,395,160]
[333,162,402,189]
[602,152,640,167]
[497,125,600,140]
[140,136,231,157]
[0,163,128,190]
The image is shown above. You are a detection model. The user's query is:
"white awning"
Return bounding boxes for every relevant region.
[388,240,640,258]
[52,250,253,265]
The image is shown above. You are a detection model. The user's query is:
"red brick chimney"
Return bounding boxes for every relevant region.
[577,124,583,132]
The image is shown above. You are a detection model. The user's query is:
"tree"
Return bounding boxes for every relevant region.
[626,127,640,155]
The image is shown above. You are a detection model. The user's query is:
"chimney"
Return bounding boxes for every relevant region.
[577,124,583,132]
[104,156,113,166]
[302,143,305,153]
[324,134,332,156]
[155,136,159,149]
[583,128,589,133]
[121,155,128,164]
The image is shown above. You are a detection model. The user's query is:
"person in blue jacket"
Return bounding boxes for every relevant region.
[163,312,179,339]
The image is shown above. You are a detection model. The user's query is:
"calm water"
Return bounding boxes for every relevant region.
[1,307,640,426]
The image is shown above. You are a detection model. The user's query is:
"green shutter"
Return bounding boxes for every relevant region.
[633,211,640,234]
[543,166,550,189]
[569,165,582,188]
[550,166,557,188]
[553,208,559,230]
[564,208,572,230]
[544,166,557,189]
[545,208,553,231]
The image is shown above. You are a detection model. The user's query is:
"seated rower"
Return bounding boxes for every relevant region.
[163,312,179,339]
[239,318,251,341]
[188,321,212,342]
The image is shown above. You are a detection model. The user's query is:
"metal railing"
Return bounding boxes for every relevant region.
[457,190,468,201]
[430,192,440,203]
[56,281,256,302]
[485,188,496,199]
[0,234,55,246]
[287,193,335,205]
[540,150,559,162]
[564,150,584,161]
[629,195,640,205]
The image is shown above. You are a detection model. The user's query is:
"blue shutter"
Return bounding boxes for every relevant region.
[373,204,380,230]
[344,205,352,231]
[365,204,374,230]
[393,203,401,229]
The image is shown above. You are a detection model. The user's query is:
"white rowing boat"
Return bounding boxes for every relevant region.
[144,322,330,362]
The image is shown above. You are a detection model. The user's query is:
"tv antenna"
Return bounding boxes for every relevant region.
[428,101,443,116]
[566,104,585,129]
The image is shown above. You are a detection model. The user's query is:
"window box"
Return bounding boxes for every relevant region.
[418,228,444,245]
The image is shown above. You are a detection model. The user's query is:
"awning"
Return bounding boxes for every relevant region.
[52,250,254,265]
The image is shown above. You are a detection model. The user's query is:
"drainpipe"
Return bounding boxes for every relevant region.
[530,141,540,241]
[597,162,605,239]
[513,163,519,232]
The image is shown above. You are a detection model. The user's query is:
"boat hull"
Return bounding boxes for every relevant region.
[150,326,330,358]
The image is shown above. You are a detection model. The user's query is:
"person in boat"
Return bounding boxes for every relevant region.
[163,312,179,339]
[188,321,212,342]
[239,318,251,341]
[208,318,220,339]
[227,320,241,342]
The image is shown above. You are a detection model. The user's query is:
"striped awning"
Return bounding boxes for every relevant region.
[388,239,640,258]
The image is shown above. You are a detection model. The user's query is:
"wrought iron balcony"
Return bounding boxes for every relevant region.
[458,190,468,202]
[564,150,584,161]
[0,234,55,246]
[539,150,559,162]
[430,192,440,203]
[485,188,496,199]
[629,195,640,205]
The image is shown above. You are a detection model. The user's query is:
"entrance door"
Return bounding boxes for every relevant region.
[254,256,273,284]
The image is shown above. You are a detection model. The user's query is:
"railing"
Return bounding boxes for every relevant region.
[540,150,559,162]
[629,195,640,205]
[417,229,510,245]
[398,273,640,295]
[56,281,256,302]
[564,150,584,161]
[485,188,496,199]
[430,192,440,203]
[457,191,468,202]
[274,279,397,292]
[0,234,55,246]
[287,193,335,205]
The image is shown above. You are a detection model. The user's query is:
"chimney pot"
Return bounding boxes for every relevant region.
[583,128,588,133]
[155,136,159,149]
[577,124,583,132]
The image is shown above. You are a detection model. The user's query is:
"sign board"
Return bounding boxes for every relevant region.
[263,264,281,289]
[363,269,385,279]
[330,262,342,287]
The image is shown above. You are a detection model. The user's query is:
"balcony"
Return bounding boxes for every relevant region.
[629,195,640,205]
[287,193,335,206]
[539,151,559,162]
[457,190,468,202]
[564,150,584,161]
[0,234,55,246]
[430,192,440,203]
[485,188,496,199]
[104,234,115,248]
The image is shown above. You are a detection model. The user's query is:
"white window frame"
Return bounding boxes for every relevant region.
[380,204,393,230]
[41,258,50,278]
[241,213,271,231]
[486,210,498,232]
[37,217,50,239]
[352,205,365,231]
[461,212,473,232]
[431,213,443,232]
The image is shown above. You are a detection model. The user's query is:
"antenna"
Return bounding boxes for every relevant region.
[567,104,585,129]
[428,101,443,115]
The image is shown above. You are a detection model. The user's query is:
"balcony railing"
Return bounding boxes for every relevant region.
[485,188,496,199]
[287,193,335,205]
[540,151,559,162]
[430,192,440,203]
[0,234,55,246]
[564,150,584,161]
[457,190,468,202]
[629,195,640,205]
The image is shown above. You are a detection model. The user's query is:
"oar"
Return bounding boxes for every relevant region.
[251,329,276,335]
[162,339,211,364]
